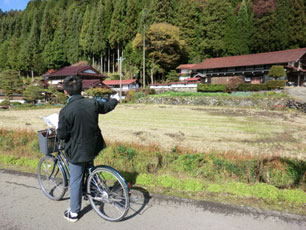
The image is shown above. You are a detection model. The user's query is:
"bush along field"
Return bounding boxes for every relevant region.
[0,128,305,215]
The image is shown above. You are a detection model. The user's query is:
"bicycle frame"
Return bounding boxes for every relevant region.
[48,148,70,188]
[57,148,70,178]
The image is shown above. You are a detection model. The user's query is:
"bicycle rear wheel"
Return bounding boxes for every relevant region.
[37,155,67,200]
[87,166,130,221]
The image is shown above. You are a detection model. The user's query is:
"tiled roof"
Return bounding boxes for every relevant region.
[46,65,105,78]
[82,80,102,89]
[103,79,137,85]
[176,64,196,69]
[150,81,200,86]
[185,77,200,81]
[192,48,306,70]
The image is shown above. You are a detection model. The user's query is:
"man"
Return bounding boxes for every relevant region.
[57,76,118,222]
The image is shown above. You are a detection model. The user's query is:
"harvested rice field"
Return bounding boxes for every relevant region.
[0,104,305,159]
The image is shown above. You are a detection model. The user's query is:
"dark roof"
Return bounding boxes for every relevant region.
[192,48,306,70]
[82,80,103,89]
[45,65,106,78]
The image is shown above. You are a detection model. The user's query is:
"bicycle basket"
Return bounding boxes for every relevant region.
[37,129,58,154]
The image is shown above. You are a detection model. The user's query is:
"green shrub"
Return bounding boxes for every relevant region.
[237,83,268,91]
[198,84,226,92]
[135,91,145,99]
[149,89,156,95]
[116,145,137,161]
[85,88,112,97]
[10,102,21,106]
[266,80,286,89]
[0,100,10,106]
[268,65,286,79]
[263,167,295,188]
[110,74,120,80]
[125,90,136,102]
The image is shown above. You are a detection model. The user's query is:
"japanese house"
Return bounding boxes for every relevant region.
[177,48,306,86]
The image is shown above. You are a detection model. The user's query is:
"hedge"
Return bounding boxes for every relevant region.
[197,84,226,92]
[266,80,286,89]
[237,83,268,91]
[198,80,286,93]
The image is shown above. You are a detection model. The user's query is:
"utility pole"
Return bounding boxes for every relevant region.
[141,6,148,89]
[118,56,125,103]
[143,25,146,89]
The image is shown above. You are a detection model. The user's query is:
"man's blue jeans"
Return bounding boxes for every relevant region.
[69,162,86,213]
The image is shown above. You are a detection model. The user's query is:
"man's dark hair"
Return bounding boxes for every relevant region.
[63,76,82,95]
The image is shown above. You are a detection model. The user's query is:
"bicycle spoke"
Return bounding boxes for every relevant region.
[38,155,66,201]
[87,167,130,221]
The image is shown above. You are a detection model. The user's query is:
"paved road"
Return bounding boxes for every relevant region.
[286,87,306,103]
[0,169,305,230]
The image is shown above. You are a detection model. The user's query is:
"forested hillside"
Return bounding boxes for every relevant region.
[0,0,305,84]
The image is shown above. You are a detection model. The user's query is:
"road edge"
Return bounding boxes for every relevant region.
[1,168,305,225]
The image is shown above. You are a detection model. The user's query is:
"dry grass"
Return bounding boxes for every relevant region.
[0,104,305,159]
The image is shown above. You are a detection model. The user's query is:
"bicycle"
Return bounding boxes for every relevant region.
[37,127,130,222]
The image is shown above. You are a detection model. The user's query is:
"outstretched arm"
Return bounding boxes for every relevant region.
[95,98,118,114]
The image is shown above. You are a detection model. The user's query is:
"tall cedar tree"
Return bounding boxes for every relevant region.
[0,70,22,101]
[236,0,253,54]
[251,6,277,52]
[124,0,139,42]
[93,2,107,58]
[288,0,306,48]
[274,0,290,50]
[149,0,175,24]
[79,5,91,58]
[39,1,55,50]
[0,41,9,71]
[109,0,127,50]
[65,3,85,64]
[199,0,235,58]
[173,0,201,62]
[7,36,21,71]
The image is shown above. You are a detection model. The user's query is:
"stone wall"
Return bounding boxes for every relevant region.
[152,87,197,93]
[136,96,289,109]
[286,100,306,113]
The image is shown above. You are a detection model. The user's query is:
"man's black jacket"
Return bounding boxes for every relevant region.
[57,94,118,163]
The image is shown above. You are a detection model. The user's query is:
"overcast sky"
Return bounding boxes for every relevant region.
[0,0,29,12]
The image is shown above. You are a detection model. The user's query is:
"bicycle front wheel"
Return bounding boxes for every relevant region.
[87,166,130,221]
[37,155,67,201]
